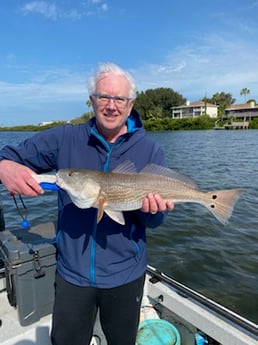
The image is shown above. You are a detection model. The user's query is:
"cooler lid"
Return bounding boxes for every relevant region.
[0,222,56,264]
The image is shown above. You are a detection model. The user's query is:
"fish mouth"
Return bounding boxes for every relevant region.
[56,174,64,188]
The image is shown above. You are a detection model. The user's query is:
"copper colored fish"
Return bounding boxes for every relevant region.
[35,161,241,225]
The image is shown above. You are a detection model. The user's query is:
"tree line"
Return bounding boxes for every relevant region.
[1,87,257,131]
[134,87,255,120]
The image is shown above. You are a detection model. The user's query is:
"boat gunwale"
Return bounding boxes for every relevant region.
[146,265,258,339]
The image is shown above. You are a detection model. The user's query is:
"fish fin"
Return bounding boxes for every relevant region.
[204,189,242,224]
[71,195,97,209]
[97,197,106,223]
[104,209,125,225]
[112,160,137,174]
[140,164,198,189]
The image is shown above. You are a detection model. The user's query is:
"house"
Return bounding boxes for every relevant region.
[223,101,258,121]
[39,121,55,126]
[171,101,218,119]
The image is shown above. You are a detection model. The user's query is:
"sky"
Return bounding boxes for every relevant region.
[0,0,258,126]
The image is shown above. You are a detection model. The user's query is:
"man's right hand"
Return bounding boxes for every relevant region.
[0,160,43,196]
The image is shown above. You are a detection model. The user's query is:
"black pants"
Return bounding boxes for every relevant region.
[51,272,145,345]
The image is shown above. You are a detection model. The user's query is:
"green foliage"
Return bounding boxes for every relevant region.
[134,87,186,120]
[203,92,235,117]
[146,106,163,120]
[0,121,67,132]
[143,115,216,131]
[0,113,94,132]
[240,88,250,102]
[1,87,257,132]
[249,118,258,129]
[247,99,256,105]
[37,121,67,130]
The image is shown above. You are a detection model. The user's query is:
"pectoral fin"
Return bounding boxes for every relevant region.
[104,209,125,225]
[96,192,125,225]
[97,197,106,223]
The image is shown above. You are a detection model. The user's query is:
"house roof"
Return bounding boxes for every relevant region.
[189,101,217,107]
[225,102,258,111]
[172,101,217,109]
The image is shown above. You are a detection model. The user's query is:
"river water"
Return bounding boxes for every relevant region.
[0,130,258,324]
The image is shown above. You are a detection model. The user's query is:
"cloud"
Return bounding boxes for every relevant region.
[20,1,108,20]
[21,1,58,20]
[100,3,108,12]
[132,33,258,103]
[6,54,16,62]
[0,67,88,102]
[0,65,91,125]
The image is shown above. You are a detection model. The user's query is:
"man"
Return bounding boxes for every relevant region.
[0,63,174,345]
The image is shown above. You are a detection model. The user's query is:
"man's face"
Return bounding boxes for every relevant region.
[90,73,134,141]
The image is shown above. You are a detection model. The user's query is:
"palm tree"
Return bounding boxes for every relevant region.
[240,88,250,102]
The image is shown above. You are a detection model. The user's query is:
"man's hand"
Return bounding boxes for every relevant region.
[141,193,174,214]
[0,160,43,196]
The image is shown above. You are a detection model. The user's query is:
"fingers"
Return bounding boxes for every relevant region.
[141,193,174,214]
[12,173,44,196]
[8,179,43,197]
[26,175,44,195]
[0,160,43,196]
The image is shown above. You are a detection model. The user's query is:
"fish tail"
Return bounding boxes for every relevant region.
[204,189,242,224]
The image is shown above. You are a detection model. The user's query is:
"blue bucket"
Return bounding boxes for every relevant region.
[136,319,181,345]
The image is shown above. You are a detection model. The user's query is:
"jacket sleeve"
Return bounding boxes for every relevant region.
[134,209,168,228]
[0,126,65,173]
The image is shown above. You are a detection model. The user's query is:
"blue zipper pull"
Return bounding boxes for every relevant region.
[39,182,60,191]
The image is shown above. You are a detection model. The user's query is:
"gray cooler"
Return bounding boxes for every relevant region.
[0,222,56,326]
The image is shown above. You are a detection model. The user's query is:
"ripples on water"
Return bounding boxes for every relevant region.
[148,130,258,324]
[0,130,258,323]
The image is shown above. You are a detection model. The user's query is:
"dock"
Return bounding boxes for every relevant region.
[215,121,249,130]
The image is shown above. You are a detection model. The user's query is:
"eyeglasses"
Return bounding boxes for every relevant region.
[92,93,132,109]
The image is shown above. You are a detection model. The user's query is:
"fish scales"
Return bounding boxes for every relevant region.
[34,162,242,226]
[99,172,201,210]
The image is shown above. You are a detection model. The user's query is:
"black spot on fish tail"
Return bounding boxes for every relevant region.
[205,189,242,224]
[210,194,218,209]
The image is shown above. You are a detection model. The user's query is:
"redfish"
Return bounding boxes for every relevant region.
[34,161,241,226]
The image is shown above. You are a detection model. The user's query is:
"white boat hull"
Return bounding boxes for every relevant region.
[0,220,257,345]
[0,265,257,345]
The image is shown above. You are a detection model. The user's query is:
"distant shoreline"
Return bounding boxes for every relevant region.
[1,116,258,131]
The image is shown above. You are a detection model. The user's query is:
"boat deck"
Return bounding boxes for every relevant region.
[0,268,257,345]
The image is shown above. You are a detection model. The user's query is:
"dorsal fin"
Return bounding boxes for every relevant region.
[140,164,198,189]
[112,160,137,174]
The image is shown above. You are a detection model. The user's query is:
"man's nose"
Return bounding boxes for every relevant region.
[106,98,116,108]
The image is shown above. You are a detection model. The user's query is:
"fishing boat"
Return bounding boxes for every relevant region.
[0,221,257,345]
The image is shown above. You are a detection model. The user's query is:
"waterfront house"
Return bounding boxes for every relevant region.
[171,101,218,119]
[223,101,258,121]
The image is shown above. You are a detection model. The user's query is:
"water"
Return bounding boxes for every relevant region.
[0,130,258,324]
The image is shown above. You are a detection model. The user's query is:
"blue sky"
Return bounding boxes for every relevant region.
[1,0,258,126]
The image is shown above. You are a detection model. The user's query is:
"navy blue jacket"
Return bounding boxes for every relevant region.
[0,111,167,288]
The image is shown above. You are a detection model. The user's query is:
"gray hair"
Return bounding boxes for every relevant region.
[88,63,137,100]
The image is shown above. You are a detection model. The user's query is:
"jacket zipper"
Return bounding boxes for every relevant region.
[89,128,113,286]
